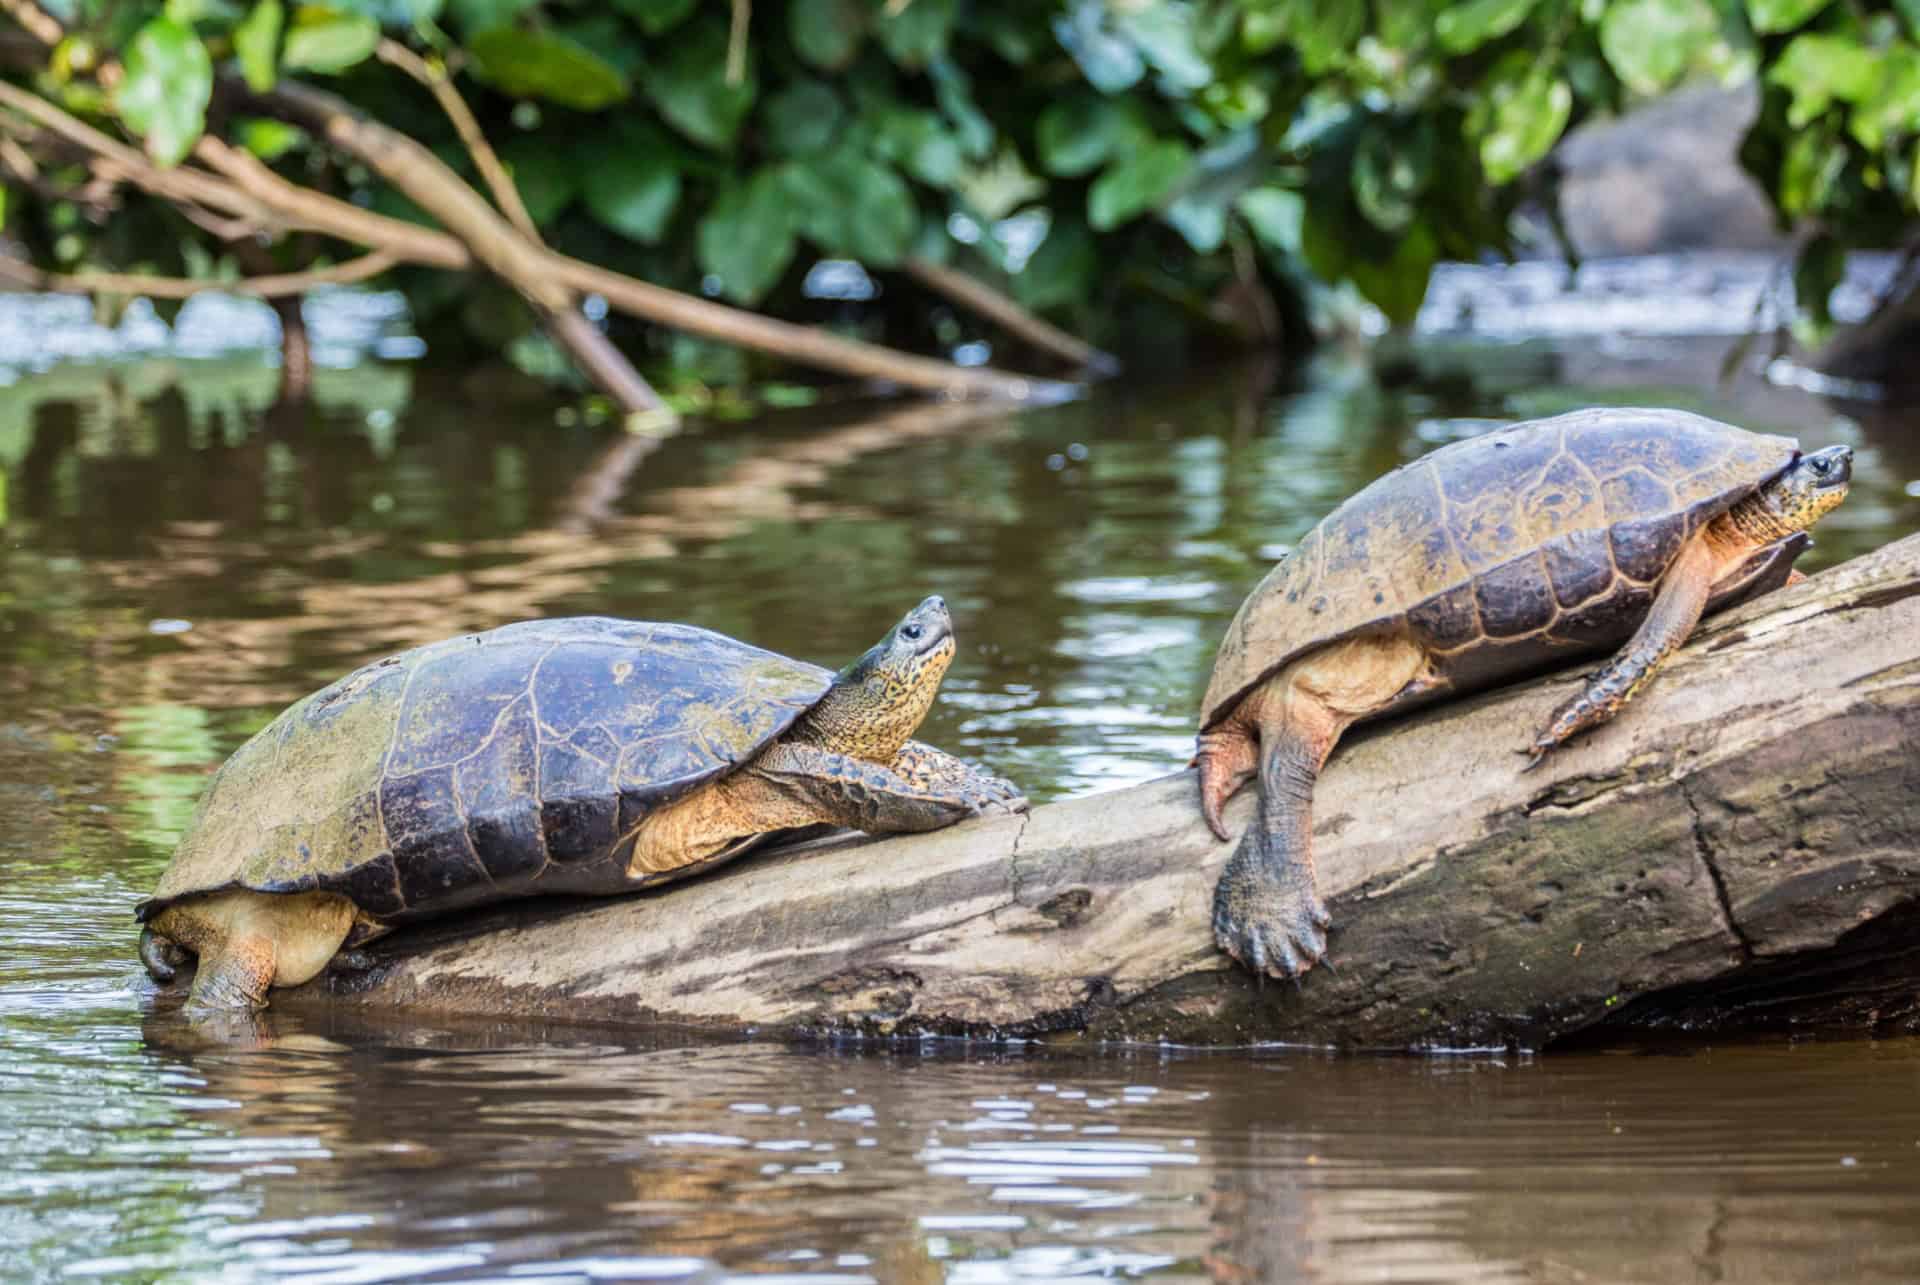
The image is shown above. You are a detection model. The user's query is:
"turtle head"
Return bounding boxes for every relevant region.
[802,596,956,761]
[1738,444,1853,539]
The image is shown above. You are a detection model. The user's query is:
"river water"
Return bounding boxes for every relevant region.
[3,285,1920,1280]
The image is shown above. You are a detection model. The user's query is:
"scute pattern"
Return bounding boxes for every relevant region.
[1201,409,1798,727]
[138,618,834,924]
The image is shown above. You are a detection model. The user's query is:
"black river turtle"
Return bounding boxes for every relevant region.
[138,596,1024,1010]
[1195,408,1853,979]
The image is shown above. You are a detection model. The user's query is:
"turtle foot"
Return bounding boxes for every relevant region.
[1211,850,1331,980]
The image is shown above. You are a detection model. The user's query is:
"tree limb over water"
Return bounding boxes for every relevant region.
[292,534,1920,1050]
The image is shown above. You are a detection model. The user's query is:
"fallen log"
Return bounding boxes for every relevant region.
[293,533,1920,1049]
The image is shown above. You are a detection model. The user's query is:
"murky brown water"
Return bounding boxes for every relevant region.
[3,314,1919,1280]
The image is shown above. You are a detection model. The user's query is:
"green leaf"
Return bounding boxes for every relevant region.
[1237,187,1305,257]
[1248,0,1365,73]
[234,0,282,93]
[782,150,917,265]
[1478,70,1571,183]
[1745,0,1831,34]
[613,0,696,35]
[280,6,378,74]
[1434,0,1536,54]
[928,56,993,160]
[789,0,867,71]
[697,172,796,304]
[1054,0,1144,92]
[1850,46,1920,149]
[1600,0,1721,96]
[447,0,536,30]
[1036,96,1144,178]
[236,116,305,161]
[1162,128,1263,252]
[1353,121,1432,232]
[581,140,680,243]
[1900,0,1920,40]
[1115,2,1211,92]
[1767,34,1883,128]
[1013,214,1097,312]
[1088,139,1192,231]
[1792,232,1845,335]
[876,0,955,68]
[116,17,212,167]
[468,28,630,110]
[765,80,844,157]
[649,19,756,148]
[500,137,577,224]
[873,106,963,186]
[1349,221,1438,326]
[1778,124,1846,214]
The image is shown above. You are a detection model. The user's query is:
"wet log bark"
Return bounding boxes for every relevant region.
[296,533,1920,1049]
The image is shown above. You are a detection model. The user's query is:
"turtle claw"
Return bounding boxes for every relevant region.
[1212,852,1331,982]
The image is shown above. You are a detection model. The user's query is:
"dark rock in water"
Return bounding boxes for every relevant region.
[1536,85,1784,259]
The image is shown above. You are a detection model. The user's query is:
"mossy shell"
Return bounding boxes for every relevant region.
[1201,408,1801,728]
[138,618,832,924]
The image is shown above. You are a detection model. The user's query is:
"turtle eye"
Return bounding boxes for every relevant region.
[901,624,924,642]
[1808,455,1831,477]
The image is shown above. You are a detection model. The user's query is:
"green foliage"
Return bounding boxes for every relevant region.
[116,17,212,166]
[10,0,1919,382]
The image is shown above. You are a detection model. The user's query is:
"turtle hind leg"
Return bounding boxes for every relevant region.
[1526,537,1715,768]
[187,934,279,1011]
[1211,635,1432,980]
[1212,718,1336,979]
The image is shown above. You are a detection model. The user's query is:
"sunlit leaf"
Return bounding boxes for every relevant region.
[116,17,211,167]
[1238,186,1305,257]
[1054,0,1144,92]
[1600,0,1721,96]
[1767,33,1883,128]
[281,6,379,74]
[1013,213,1096,312]
[1115,2,1211,91]
[1746,0,1831,34]
[468,28,630,110]
[234,0,282,93]
[1434,0,1536,53]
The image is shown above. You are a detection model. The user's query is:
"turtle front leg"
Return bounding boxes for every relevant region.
[756,741,1025,834]
[1526,537,1714,768]
[890,740,1026,810]
[189,934,280,1011]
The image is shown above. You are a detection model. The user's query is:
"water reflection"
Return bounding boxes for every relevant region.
[2,330,1918,1280]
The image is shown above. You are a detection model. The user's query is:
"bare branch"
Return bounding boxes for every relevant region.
[902,255,1120,375]
[375,38,542,246]
[0,249,401,298]
[0,0,62,46]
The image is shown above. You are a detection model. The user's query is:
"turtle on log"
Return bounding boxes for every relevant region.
[138,596,1024,1011]
[1195,408,1853,980]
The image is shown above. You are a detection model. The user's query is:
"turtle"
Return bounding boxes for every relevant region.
[1194,408,1853,980]
[137,595,1025,1011]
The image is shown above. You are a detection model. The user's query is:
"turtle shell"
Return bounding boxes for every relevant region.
[1201,408,1800,729]
[138,617,832,925]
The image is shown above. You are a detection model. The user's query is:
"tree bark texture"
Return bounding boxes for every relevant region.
[291,534,1920,1049]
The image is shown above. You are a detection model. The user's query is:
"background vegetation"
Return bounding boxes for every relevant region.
[2,0,1917,396]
